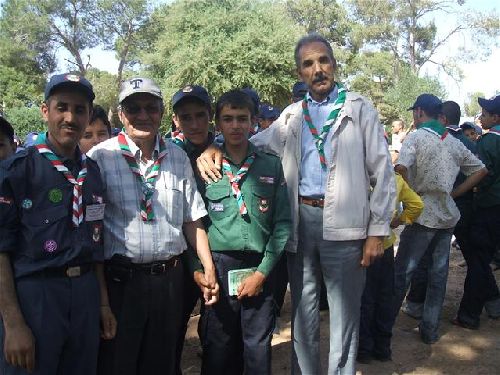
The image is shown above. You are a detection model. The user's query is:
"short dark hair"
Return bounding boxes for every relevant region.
[441,101,461,125]
[294,33,336,69]
[215,90,255,120]
[90,105,111,135]
[0,117,15,142]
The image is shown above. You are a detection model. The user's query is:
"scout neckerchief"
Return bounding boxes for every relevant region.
[222,152,256,216]
[488,124,500,137]
[118,131,167,221]
[302,82,347,170]
[419,120,448,140]
[170,130,185,148]
[35,133,86,227]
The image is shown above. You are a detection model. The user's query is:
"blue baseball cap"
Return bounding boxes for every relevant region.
[260,103,280,119]
[292,82,308,98]
[478,95,500,115]
[408,94,442,112]
[172,85,211,109]
[44,73,95,102]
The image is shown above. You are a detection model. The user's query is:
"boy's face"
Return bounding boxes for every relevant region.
[463,128,478,142]
[479,108,500,130]
[0,133,16,160]
[79,119,110,154]
[216,105,252,148]
[172,100,210,146]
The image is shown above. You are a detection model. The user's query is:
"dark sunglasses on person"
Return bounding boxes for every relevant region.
[121,103,162,115]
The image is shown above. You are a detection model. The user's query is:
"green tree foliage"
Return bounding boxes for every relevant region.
[141,0,303,115]
[464,91,485,117]
[3,106,46,139]
[384,66,446,127]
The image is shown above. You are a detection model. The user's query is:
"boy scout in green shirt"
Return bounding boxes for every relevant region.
[455,95,500,329]
[200,90,291,375]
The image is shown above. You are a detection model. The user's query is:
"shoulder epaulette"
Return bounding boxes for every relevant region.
[0,150,28,169]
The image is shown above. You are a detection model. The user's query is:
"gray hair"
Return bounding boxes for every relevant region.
[294,33,336,69]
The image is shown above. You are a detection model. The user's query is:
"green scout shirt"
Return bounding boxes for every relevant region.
[205,143,291,276]
[476,125,500,208]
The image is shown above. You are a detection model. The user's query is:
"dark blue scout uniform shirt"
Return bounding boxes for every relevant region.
[0,141,105,279]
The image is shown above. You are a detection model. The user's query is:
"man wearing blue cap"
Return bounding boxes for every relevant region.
[391,94,487,344]
[258,102,280,130]
[291,81,308,103]
[454,95,500,329]
[89,77,218,375]
[0,73,115,374]
[168,84,218,374]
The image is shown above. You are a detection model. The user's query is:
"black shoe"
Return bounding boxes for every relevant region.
[373,352,392,362]
[451,317,479,330]
[356,352,373,364]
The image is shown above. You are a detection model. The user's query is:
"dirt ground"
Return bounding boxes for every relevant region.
[181,245,500,374]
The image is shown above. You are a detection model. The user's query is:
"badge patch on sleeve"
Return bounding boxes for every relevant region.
[0,196,13,205]
[259,176,274,184]
[259,198,269,213]
[210,202,224,212]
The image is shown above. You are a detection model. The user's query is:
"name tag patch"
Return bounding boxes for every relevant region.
[86,203,106,221]
[259,176,274,184]
[0,196,13,205]
[210,202,224,212]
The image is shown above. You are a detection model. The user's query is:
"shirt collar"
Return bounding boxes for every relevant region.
[446,124,461,132]
[222,141,258,165]
[306,84,338,106]
[125,132,160,161]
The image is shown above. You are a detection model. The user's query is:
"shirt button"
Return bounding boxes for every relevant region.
[44,219,49,224]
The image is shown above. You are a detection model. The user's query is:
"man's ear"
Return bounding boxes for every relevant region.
[41,102,49,122]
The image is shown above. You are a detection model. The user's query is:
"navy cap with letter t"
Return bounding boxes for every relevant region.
[172,85,211,108]
[408,94,442,112]
[478,95,500,115]
[44,73,95,101]
[119,77,163,104]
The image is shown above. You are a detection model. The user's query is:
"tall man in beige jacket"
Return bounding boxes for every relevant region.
[198,33,395,374]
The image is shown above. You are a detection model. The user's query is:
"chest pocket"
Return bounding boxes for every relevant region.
[205,185,232,220]
[22,205,72,260]
[251,185,274,218]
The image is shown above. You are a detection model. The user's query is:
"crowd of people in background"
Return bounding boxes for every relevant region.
[0,32,499,375]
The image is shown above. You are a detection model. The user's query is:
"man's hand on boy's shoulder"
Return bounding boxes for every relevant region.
[197,144,223,183]
[237,271,266,300]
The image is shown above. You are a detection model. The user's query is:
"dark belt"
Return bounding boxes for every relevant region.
[107,255,180,276]
[299,196,325,208]
[41,264,93,278]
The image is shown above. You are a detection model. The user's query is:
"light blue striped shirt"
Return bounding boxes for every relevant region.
[299,86,338,198]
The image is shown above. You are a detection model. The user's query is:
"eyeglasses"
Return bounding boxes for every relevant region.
[121,103,162,115]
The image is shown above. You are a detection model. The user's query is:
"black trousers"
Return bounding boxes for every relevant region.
[0,271,100,375]
[273,252,288,316]
[200,252,275,375]
[97,260,184,375]
[358,247,394,358]
[175,257,201,375]
[458,205,500,326]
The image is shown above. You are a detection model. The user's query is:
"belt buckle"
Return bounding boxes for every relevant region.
[66,266,81,278]
[312,200,319,207]
[150,263,166,275]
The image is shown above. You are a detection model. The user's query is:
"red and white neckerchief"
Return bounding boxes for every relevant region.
[117,132,167,221]
[222,153,256,216]
[35,133,87,227]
